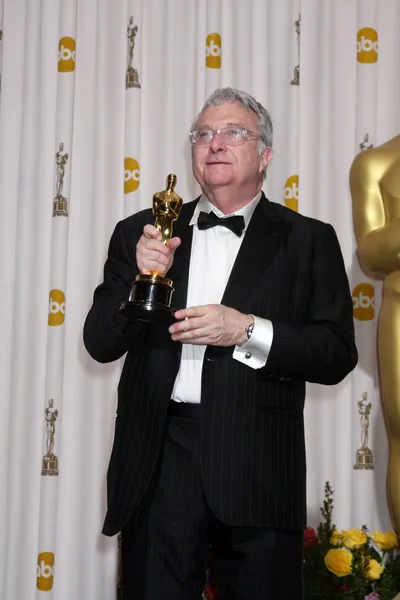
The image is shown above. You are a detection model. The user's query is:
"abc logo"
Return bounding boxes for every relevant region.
[352,283,375,321]
[284,175,299,212]
[37,552,55,591]
[124,157,140,194]
[357,28,378,63]
[48,289,66,326]
[206,33,222,69]
[58,37,76,72]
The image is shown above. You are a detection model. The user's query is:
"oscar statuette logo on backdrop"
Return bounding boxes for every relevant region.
[290,14,301,85]
[0,29,3,92]
[41,399,59,476]
[48,290,66,326]
[357,28,379,64]
[37,552,55,591]
[124,157,140,194]
[53,143,69,217]
[284,175,299,212]
[352,283,375,321]
[206,33,222,69]
[126,17,141,89]
[354,392,374,470]
[359,134,374,152]
[58,37,76,72]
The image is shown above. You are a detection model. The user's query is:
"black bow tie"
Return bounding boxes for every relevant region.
[197,211,245,237]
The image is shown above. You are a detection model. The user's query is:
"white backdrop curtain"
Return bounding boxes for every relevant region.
[0,0,399,598]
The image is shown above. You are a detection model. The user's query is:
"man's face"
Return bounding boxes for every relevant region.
[191,102,271,194]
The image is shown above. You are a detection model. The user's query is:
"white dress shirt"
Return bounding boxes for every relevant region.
[171,192,274,404]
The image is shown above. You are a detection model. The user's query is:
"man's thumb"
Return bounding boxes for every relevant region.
[168,237,182,252]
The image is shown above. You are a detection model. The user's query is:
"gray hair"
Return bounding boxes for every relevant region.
[191,87,273,151]
[191,87,273,179]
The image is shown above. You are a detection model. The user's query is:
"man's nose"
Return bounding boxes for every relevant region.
[209,132,226,152]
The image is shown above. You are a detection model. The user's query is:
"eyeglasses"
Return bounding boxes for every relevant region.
[189,127,261,146]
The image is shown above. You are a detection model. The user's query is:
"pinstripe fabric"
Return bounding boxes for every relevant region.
[121,411,208,599]
[83,194,357,537]
[120,407,304,599]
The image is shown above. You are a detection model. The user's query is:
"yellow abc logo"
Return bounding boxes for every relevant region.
[284,175,299,212]
[37,552,55,591]
[124,157,140,194]
[352,283,375,321]
[357,28,378,63]
[206,33,222,69]
[58,37,76,72]
[48,289,66,326]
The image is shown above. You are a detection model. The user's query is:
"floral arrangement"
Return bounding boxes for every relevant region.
[203,483,400,599]
[303,482,400,599]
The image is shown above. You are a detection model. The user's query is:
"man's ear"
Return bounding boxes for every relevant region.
[259,147,273,173]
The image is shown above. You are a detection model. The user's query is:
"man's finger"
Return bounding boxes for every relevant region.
[143,224,162,240]
[140,240,172,258]
[174,305,209,320]
[171,327,206,342]
[169,314,206,335]
[167,237,182,251]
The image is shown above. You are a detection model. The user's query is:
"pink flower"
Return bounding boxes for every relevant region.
[304,526,318,550]
[364,593,379,600]
[204,582,220,599]
[331,583,349,593]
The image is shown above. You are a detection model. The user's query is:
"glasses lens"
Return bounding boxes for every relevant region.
[220,128,243,144]
[191,130,213,144]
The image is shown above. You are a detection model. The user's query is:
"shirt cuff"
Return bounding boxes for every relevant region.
[233,317,274,369]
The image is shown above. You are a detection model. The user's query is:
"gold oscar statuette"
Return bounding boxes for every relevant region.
[41,399,59,476]
[354,392,374,470]
[120,174,183,324]
[350,133,400,530]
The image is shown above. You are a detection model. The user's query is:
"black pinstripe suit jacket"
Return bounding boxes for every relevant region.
[83,193,358,537]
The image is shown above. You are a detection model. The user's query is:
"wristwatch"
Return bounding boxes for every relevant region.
[245,316,255,340]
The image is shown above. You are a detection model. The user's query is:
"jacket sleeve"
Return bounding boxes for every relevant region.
[262,223,358,385]
[83,220,145,363]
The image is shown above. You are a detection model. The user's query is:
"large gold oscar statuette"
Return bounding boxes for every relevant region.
[354,392,374,470]
[121,174,183,323]
[350,134,400,531]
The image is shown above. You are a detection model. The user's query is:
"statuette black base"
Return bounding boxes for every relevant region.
[120,273,176,324]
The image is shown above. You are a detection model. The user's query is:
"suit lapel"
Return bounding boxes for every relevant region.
[221,195,291,310]
[168,198,198,311]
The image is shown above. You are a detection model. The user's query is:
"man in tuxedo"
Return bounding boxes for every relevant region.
[83,87,357,599]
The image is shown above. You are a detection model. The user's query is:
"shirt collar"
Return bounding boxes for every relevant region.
[190,191,262,230]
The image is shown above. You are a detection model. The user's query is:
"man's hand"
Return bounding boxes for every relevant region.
[136,225,181,275]
[169,304,253,346]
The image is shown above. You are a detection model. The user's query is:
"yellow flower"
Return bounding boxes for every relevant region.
[324,548,353,578]
[330,529,344,547]
[366,558,384,580]
[370,530,398,551]
[341,528,368,549]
